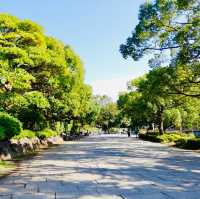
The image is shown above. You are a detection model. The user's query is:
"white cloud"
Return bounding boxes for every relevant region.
[88,58,150,101]
[90,75,136,101]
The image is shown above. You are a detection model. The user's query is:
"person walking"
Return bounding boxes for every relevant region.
[127,129,131,137]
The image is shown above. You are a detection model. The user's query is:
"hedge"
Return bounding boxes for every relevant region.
[0,112,22,140]
[139,132,200,150]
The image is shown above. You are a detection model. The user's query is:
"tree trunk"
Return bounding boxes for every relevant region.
[157,106,164,135]
[158,118,164,135]
[50,119,56,130]
[64,121,68,134]
[152,123,155,132]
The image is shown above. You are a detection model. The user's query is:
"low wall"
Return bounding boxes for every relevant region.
[0,136,63,161]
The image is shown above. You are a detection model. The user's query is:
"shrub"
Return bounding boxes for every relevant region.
[175,138,200,150]
[139,132,162,142]
[0,112,22,140]
[13,129,36,140]
[139,132,194,144]
[186,139,200,149]
[161,133,194,143]
[158,133,184,143]
[140,131,200,150]
[36,128,58,139]
[175,138,188,147]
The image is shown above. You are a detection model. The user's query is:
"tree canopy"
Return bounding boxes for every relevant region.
[120,0,200,97]
[0,13,93,134]
[118,0,200,134]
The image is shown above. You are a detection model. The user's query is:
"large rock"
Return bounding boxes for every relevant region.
[0,136,63,161]
[46,136,63,145]
[0,141,12,160]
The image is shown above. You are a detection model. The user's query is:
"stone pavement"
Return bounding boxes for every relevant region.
[1,135,200,199]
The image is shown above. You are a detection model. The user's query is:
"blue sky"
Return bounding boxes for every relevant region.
[1,0,149,100]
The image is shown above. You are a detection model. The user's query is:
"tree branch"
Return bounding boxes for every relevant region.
[143,46,180,51]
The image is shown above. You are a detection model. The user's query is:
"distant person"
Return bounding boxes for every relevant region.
[127,129,131,137]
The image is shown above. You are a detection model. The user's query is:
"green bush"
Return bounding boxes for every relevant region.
[139,132,162,142]
[36,128,58,139]
[158,133,184,143]
[13,130,36,140]
[161,133,194,143]
[0,112,22,140]
[140,131,200,150]
[175,138,200,150]
[139,132,193,144]
[186,139,200,149]
[175,138,188,147]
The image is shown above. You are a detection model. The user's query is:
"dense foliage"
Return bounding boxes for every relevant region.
[36,128,59,139]
[13,129,36,140]
[0,13,95,140]
[1,0,200,142]
[0,112,22,140]
[95,95,119,133]
[119,0,200,135]
[139,131,200,150]
[120,0,200,97]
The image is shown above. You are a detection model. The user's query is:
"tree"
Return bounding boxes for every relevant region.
[163,109,182,131]
[117,91,152,129]
[94,96,119,133]
[120,0,200,97]
[94,95,113,107]
[118,70,200,134]
[0,13,94,135]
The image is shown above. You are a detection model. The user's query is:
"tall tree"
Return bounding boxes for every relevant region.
[0,13,93,133]
[120,0,200,97]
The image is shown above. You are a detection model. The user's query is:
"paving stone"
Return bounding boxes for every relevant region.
[121,192,170,199]
[0,135,200,198]
[13,192,55,199]
[0,194,13,199]
[78,195,123,199]
[166,191,200,199]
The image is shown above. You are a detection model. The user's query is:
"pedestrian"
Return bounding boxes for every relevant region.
[127,129,131,137]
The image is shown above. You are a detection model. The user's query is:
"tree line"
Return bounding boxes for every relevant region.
[117,0,200,134]
[0,0,199,140]
[0,14,122,140]
[0,13,100,139]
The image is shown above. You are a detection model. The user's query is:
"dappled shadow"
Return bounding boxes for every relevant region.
[1,135,200,198]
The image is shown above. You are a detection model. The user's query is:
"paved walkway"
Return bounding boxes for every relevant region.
[1,135,200,199]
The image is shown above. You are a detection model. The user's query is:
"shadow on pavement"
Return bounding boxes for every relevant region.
[0,136,200,198]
